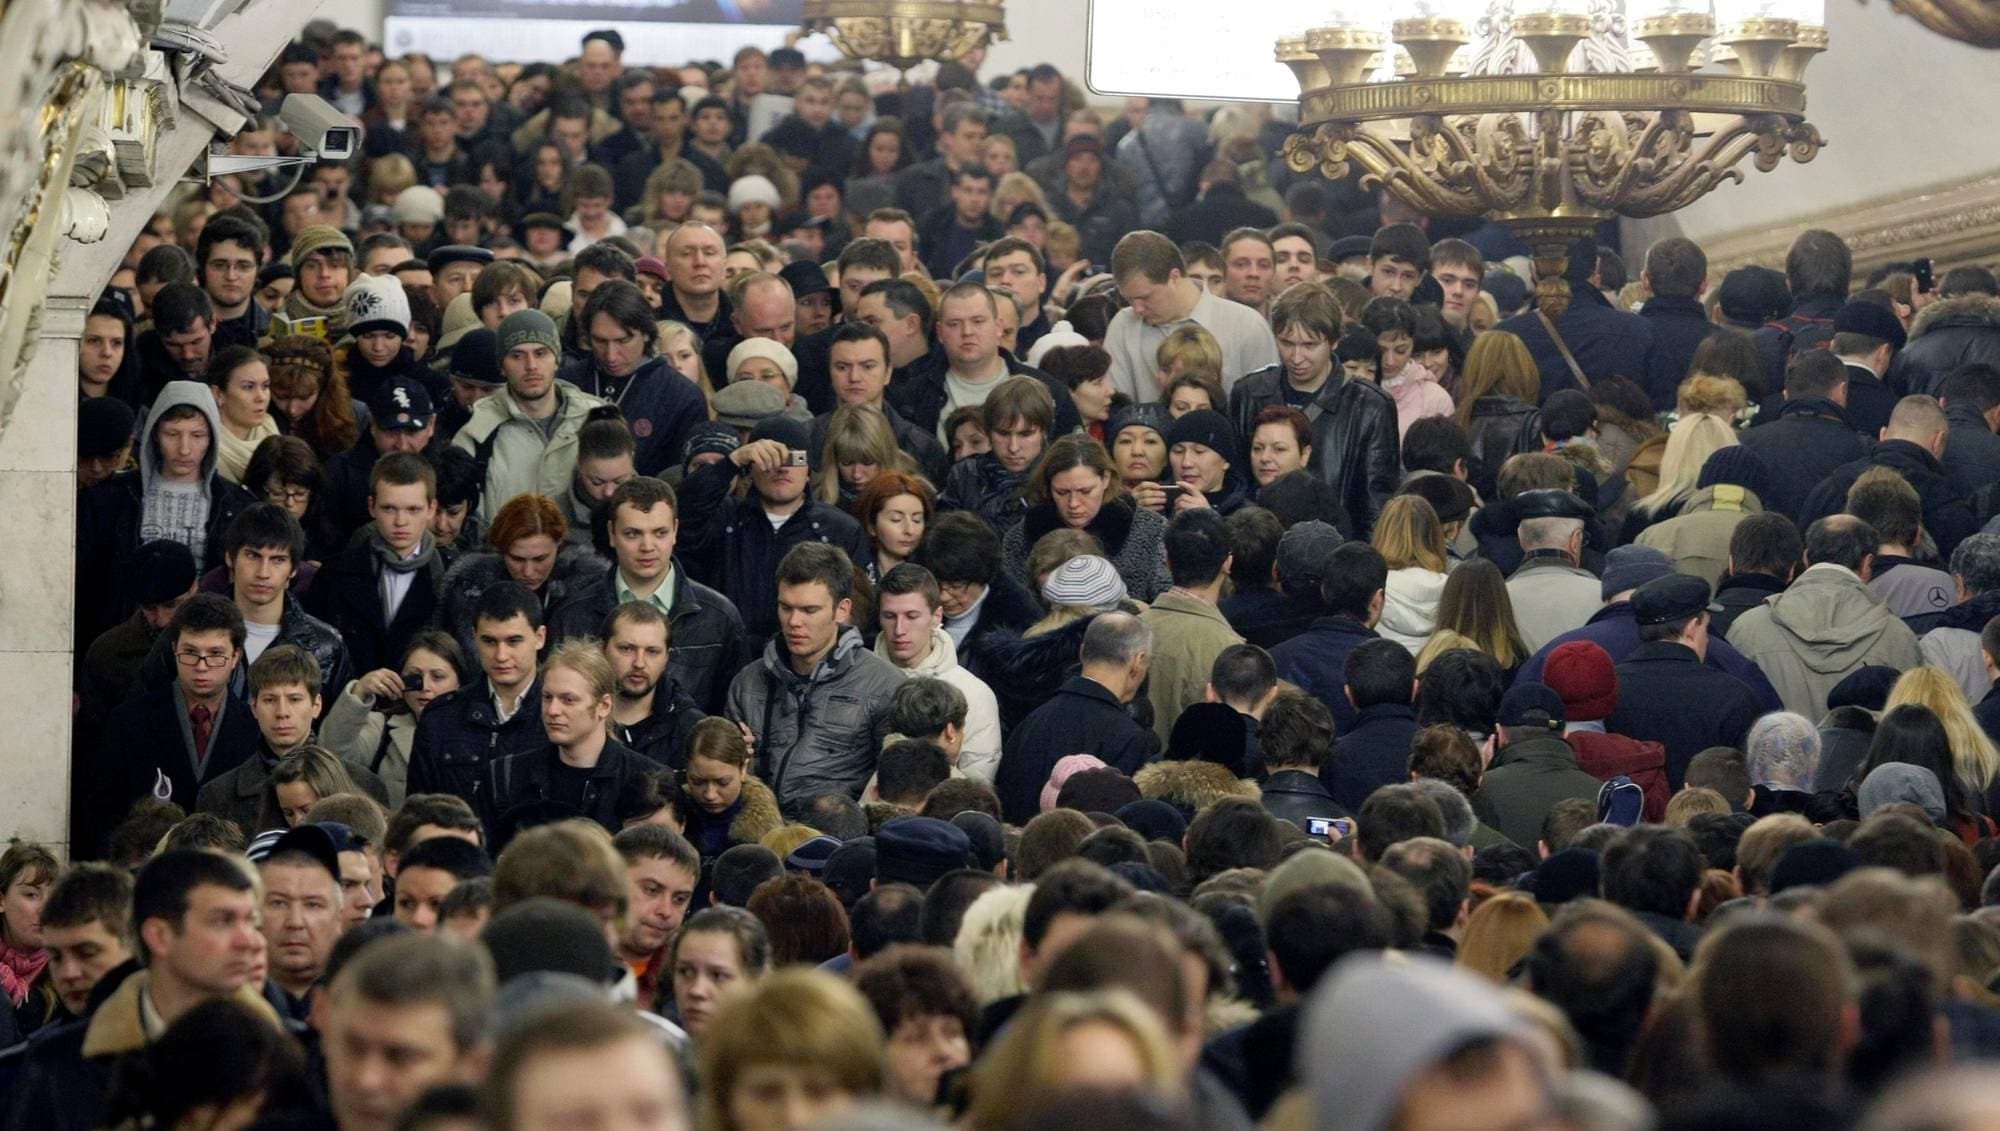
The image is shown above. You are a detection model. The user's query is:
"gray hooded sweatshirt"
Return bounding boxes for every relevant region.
[138,380,226,568]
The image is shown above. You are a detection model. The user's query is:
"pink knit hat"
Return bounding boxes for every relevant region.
[1041,754,1109,813]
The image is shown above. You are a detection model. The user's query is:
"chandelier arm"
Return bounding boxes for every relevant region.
[1583,116,1771,215]
[1425,114,1528,214]
[1344,126,1493,217]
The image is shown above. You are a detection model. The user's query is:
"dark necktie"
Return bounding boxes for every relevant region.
[189,704,214,762]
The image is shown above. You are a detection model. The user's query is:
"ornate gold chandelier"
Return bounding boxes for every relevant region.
[802,0,1008,72]
[1277,0,1829,267]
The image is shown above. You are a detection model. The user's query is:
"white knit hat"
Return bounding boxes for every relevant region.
[343,274,411,338]
[726,174,781,213]
[727,337,799,387]
[1025,319,1089,368]
[391,184,445,225]
[1042,555,1127,610]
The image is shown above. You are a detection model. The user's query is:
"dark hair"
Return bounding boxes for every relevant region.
[876,740,952,806]
[1525,901,1659,1076]
[1185,798,1282,882]
[398,836,494,882]
[1319,542,1388,619]
[384,793,483,856]
[829,320,891,367]
[1414,649,1505,732]
[1368,223,1430,270]
[1380,837,1471,933]
[1539,799,1597,854]
[98,1000,308,1130]
[430,447,483,513]
[242,436,330,543]
[1164,507,1232,588]
[197,214,268,266]
[1408,724,1482,796]
[582,280,660,352]
[140,249,198,291]
[916,511,1002,586]
[1729,511,1802,579]
[472,579,544,632]
[1940,363,2000,413]
[43,863,136,942]
[1860,704,1971,822]
[1357,785,1445,863]
[1848,812,1946,876]
[1600,827,1704,918]
[1804,516,1879,572]
[919,778,1002,823]
[1696,916,1856,1085]
[847,887,927,962]
[710,845,783,907]
[1022,859,1134,950]
[1266,884,1391,995]
[1401,418,1472,476]
[1209,643,1276,711]
[224,502,306,564]
[1785,229,1853,299]
[887,677,967,743]
[1359,295,1418,342]
[804,794,869,841]
[745,875,850,966]
[860,278,935,337]
[1345,638,1415,710]
[169,592,246,652]
[132,850,255,953]
[1644,237,1706,298]
[919,870,1002,946]
[1785,347,1850,400]
[854,941,977,1039]
[776,542,854,603]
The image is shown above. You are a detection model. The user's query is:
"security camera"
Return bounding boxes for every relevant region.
[277,94,358,162]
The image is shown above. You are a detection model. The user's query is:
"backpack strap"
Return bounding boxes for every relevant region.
[1536,310,1591,391]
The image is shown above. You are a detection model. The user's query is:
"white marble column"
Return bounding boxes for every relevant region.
[0,298,87,849]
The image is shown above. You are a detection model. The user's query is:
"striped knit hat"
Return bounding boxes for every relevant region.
[1042,555,1126,610]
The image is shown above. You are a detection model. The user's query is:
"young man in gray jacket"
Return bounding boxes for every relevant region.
[727,543,902,817]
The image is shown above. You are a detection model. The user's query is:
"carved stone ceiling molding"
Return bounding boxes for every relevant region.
[1701,168,2000,278]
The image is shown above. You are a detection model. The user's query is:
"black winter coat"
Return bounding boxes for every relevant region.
[1497,292,1654,400]
[75,470,254,653]
[1460,396,1538,504]
[436,546,604,664]
[406,677,547,808]
[548,562,745,716]
[1736,397,1868,522]
[1711,572,1788,640]
[482,739,665,838]
[1801,439,1979,561]
[1842,363,1902,439]
[962,614,1095,732]
[1604,640,1763,788]
[80,688,258,859]
[950,572,1043,692]
[997,675,1158,824]
[1229,367,1399,537]
[302,540,444,678]
[1897,294,2000,397]
[1944,400,2000,503]
[559,354,711,479]
[1636,295,1720,411]
[1260,769,1349,833]
[1219,588,1322,651]
[1752,294,1843,392]
[674,458,870,650]
[611,680,707,770]
[1269,616,1380,736]
[1326,704,1421,813]
[1162,183,1279,248]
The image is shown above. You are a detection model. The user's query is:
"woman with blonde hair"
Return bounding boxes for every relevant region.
[266,746,359,829]
[1427,558,1529,676]
[1626,398,1740,537]
[658,320,715,403]
[1457,892,1549,984]
[992,170,1049,223]
[1373,494,1450,654]
[1454,331,1541,500]
[698,969,884,1131]
[812,404,919,508]
[366,153,417,205]
[965,990,1185,1131]
[1887,666,2000,810]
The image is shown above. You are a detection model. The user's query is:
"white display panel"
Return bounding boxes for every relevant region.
[1084,0,1308,102]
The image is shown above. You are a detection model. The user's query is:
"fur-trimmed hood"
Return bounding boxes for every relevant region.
[1912,293,2000,339]
[1134,759,1259,815]
[727,775,784,846]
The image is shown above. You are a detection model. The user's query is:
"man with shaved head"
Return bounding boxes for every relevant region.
[1801,394,1977,560]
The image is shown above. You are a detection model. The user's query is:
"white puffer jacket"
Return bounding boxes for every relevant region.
[1379,566,1448,655]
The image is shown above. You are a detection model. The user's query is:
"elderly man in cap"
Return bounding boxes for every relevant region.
[280,225,356,336]
[1604,573,1765,788]
[428,244,494,311]
[249,823,348,1021]
[1305,955,1551,1131]
[1472,683,1604,850]
[1503,490,1601,653]
[453,309,607,524]
[1514,543,1781,710]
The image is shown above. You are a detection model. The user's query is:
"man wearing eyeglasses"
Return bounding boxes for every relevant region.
[82,594,260,855]
[196,215,270,352]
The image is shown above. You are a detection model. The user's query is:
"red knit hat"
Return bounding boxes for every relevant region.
[1543,641,1618,721]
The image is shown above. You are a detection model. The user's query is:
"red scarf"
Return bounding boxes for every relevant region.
[0,939,48,1007]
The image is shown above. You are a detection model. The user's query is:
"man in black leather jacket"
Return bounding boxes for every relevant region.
[1228,285,1399,538]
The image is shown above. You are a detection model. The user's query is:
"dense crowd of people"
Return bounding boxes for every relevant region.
[20,12,2000,1131]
